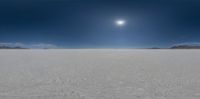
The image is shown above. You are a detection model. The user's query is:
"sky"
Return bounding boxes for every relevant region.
[0,0,200,48]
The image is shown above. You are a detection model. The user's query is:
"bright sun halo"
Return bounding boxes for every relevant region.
[116,19,126,26]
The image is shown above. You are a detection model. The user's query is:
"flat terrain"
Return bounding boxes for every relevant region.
[0,49,200,99]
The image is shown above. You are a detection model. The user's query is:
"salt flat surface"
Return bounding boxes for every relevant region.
[0,49,200,99]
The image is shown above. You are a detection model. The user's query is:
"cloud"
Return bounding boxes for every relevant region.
[0,42,58,49]
[172,42,200,46]
[29,43,58,49]
[0,42,25,47]
[174,42,200,45]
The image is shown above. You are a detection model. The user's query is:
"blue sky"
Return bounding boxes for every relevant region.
[0,0,200,48]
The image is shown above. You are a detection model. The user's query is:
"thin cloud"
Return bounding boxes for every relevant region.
[173,42,200,46]
[0,42,58,49]
[0,42,25,47]
[29,43,58,49]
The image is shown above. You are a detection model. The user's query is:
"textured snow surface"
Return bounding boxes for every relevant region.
[0,49,200,99]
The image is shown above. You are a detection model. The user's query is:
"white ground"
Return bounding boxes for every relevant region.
[0,49,200,99]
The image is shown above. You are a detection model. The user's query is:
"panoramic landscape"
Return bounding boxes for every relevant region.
[0,0,200,99]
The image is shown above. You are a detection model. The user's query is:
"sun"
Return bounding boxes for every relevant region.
[116,19,126,26]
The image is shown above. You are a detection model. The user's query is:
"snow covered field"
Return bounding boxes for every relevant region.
[0,49,200,99]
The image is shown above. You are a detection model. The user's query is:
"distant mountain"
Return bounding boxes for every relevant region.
[170,43,200,49]
[148,47,162,49]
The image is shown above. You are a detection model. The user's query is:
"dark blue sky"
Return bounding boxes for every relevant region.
[0,0,200,48]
